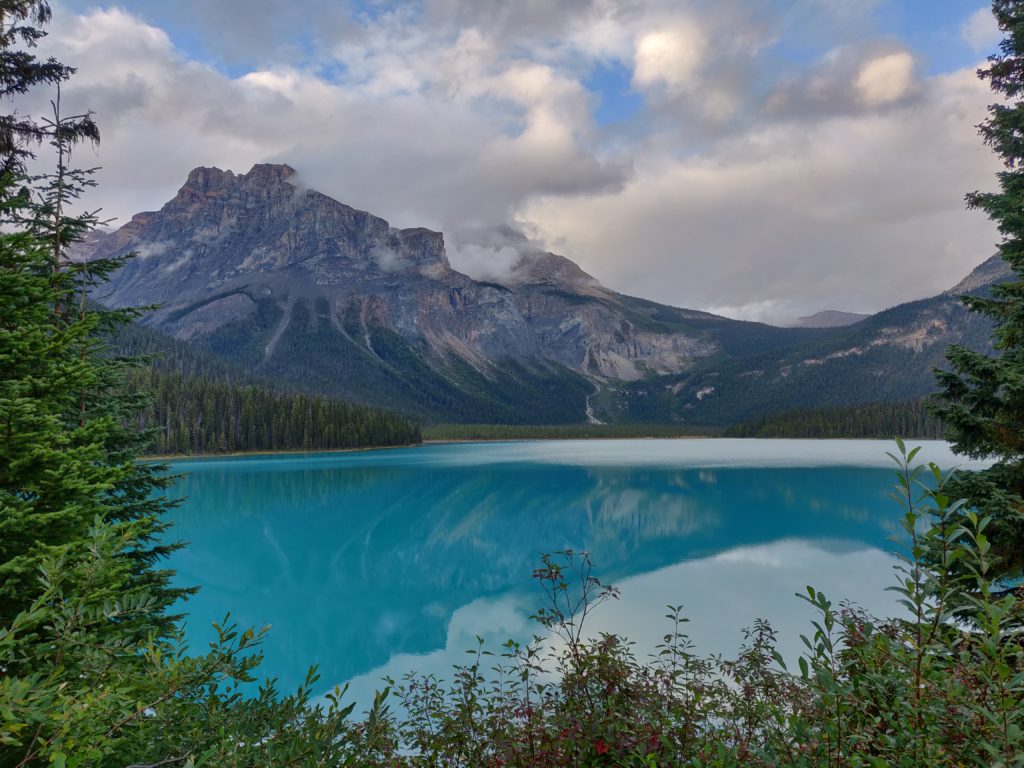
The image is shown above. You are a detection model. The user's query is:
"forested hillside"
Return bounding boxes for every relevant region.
[114,323,421,454]
[127,367,420,454]
[599,290,997,426]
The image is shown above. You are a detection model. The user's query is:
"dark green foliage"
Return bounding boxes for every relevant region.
[111,321,422,454]
[127,366,421,455]
[0,97,183,635]
[725,400,946,439]
[931,0,1024,576]
[194,293,284,370]
[1,531,399,766]
[0,1,98,173]
[0,20,386,763]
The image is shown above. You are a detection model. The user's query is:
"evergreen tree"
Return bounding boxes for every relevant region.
[932,0,1024,575]
[0,48,179,632]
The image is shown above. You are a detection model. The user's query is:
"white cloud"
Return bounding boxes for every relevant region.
[371,244,410,273]
[568,8,634,62]
[450,242,524,283]
[855,51,915,107]
[767,45,919,118]
[632,18,707,94]
[519,68,1000,320]
[134,240,171,260]
[962,6,1001,54]
[704,300,805,325]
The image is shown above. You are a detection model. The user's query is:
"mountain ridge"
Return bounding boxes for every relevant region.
[89,163,1008,425]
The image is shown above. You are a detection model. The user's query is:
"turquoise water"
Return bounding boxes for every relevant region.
[164,439,986,703]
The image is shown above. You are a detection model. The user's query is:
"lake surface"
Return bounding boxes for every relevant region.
[164,439,988,705]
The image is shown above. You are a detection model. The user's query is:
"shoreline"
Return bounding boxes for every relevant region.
[140,434,715,460]
[140,443,421,462]
[138,433,942,461]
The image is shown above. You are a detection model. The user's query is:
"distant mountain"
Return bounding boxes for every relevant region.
[790,310,869,328]
[598,257,1006,426]
[87,164,826,423]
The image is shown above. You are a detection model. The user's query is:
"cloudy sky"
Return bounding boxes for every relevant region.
[28,0,1007,322]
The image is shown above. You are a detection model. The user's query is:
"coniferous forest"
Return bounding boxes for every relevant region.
[128,367,421,454]
[113,322,421,454]
[126,368,419,456]
[724,400,945,439]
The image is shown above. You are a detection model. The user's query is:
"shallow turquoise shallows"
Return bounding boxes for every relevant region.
[164,439,988,706]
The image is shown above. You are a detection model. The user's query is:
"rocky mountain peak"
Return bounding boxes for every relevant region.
[90,159,1017,424]
[98,163,459,312]
[181,163,296,193]
[171,163,299,210]
[511,251,604,294]
[455,225,606,296]
[244,163,297,184]
[170,166,234,210]
[93,161,749,398]
[184,165,234,190]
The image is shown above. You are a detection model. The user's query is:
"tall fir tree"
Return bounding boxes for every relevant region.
[0,10,181,634]
[932,0,1024,576]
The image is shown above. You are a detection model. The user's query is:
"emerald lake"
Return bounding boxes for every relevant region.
[164,439,988,705]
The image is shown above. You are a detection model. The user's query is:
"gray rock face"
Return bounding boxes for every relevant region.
[92,163,730,384]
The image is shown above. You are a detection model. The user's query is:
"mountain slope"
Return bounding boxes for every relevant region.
[596,257,1008,425]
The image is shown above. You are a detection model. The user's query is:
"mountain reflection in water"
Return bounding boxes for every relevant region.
[165,440,986,700]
